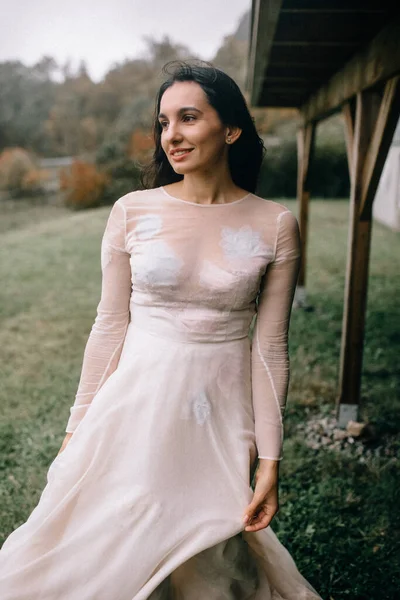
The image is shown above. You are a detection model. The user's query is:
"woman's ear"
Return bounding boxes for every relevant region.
[225,126,242,145]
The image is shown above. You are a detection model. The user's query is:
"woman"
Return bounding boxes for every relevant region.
[0,62,321,599]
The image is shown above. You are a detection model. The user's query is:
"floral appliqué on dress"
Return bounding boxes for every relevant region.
[134,214,163,240]
[132,240,184,287]
[180,389,212,425]
[128,214,184,288]
[101,240,113,270]
[219,225,273,260]
[192,390,212,425]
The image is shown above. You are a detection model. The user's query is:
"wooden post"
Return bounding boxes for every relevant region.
[342,99,356,175]
[337,77,400,426]
[295,122,315,308]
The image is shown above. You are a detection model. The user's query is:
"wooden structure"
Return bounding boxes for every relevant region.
[247,0,400,426]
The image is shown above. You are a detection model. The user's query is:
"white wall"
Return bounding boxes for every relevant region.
[373,147,400,232]
[372,119,400,232]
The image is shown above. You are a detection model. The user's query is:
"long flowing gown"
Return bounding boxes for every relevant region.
[0,186,322,599]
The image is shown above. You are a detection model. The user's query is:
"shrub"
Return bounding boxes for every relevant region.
[100,157,142,204]
[0,148,46,197]
[95,132,143,204]
[257,139,298,198]
[257,115,350,199]
[60,160,109,210]
[21,169,49,196]
[128,129,153,161]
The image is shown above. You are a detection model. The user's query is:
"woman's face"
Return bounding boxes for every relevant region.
[158,81,229,175]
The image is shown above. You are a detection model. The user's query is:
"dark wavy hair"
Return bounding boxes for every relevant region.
[140,61,265,193]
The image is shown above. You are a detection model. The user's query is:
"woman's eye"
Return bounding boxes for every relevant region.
[159,121,168,129]
[183,115,195,122]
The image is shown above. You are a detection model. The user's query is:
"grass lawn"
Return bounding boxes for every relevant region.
[0,197,399,599]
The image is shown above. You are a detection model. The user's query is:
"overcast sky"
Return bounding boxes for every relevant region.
[0,0,251,81]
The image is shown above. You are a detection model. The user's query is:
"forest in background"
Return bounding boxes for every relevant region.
[0,11,350,206]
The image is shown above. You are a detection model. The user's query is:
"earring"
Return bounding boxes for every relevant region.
[226,137,232,144]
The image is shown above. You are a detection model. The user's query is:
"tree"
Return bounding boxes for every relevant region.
[0,61,56,153]
[212,35,248,91]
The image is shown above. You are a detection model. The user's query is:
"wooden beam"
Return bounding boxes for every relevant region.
[259,97,305,108]
[337,90,379,426]
[259,89,309,107]
[260,85,313,94]
[360,75,400,218]
[267,44,360,64]
[295,122,316,307]
[262,77,326,83]
[283,0,388,7]
[275,12,389,45]
[342,99,356,178]
[267,61,340,70]
[280,8,388,14]
[248,0,283,103]
[273,41,359,47]
[301,18,400,124]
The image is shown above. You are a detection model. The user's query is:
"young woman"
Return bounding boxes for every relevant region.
[0,62,322,599]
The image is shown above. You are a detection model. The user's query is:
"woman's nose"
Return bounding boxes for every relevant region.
[164,122,183,143]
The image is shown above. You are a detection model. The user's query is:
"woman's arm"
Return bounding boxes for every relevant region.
[64,199,132,434]
[251,209,301,461]
[243,209,301,531]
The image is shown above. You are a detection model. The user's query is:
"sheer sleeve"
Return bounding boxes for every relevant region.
[65,200,132,433]
[251,209,301,460]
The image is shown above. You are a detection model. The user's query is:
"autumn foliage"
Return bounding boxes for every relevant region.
[0,148,47,196]
[60,160,109,210]
[128,129,154,161]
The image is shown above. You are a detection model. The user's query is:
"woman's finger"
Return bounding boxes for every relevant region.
[244,512,273,532]
[245,506,265,526]
[244,505,277,532]
[243,493,264,523]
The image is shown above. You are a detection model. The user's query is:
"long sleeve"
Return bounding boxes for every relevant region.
[251,209,301,460]
[65,200,132,433]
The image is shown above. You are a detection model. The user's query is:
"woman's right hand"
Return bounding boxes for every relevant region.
[57,432,73,456]
[242,459,280,532]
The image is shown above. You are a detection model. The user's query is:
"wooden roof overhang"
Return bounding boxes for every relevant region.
[247,0,400,427]
[248,0,400,123]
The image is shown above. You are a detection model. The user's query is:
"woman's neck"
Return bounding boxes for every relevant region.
[168,170,245,206]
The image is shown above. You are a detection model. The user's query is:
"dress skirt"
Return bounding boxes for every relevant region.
[0,306,321,599]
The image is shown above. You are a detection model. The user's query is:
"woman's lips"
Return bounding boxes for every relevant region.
[171,149,194,161]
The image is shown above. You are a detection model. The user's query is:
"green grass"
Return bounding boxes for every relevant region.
[0,198,399,599]
[0,193,70,234]
[278,200,400,600]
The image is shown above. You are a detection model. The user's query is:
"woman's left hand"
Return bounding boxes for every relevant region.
[242,459,279,532]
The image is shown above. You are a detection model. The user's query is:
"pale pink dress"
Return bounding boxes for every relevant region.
[0,186,321,599]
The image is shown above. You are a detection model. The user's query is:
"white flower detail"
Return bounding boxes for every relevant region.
[132,240,183,287]
[134,214,162,240]
[220,225,271,260]
[192,390,212,425]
